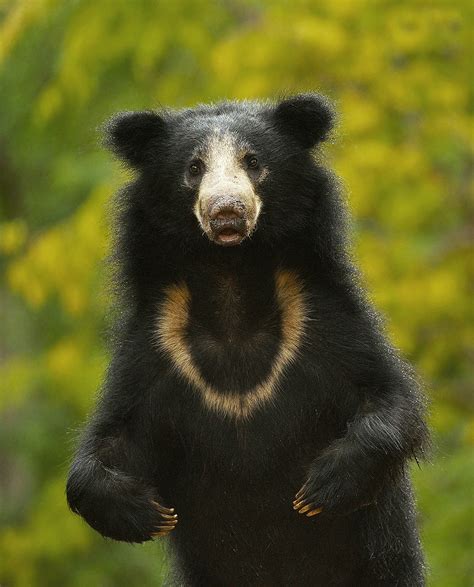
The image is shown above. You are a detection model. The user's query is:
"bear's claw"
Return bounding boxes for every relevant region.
[306,507,323,517]
[151,500,178,538]
[293,487,323,517]
[151,500,175,515]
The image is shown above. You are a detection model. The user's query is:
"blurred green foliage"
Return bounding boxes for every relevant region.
[0,1,472,585]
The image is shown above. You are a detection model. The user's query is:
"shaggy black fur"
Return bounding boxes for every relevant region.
[66,94,429,586]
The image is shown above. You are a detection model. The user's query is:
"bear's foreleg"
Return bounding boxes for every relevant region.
[66,325,178,543]
[66,430,177,543]
[293,378,428,517]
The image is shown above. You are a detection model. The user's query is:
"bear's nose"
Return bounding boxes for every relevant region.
[208,198,246,221]
[215,210,239,221]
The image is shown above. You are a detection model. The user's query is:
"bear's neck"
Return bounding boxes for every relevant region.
[186,245,278,340]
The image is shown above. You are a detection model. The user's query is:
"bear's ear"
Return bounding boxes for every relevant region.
[273,93,335,149]
[103,111,167,167]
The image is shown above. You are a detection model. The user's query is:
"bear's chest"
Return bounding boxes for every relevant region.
[154,268,308,419]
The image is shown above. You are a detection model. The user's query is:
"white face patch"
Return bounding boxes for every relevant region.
[192,132,263,239]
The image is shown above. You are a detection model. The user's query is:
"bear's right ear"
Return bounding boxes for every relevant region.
[103,111,167,167]
[273,93,336,149]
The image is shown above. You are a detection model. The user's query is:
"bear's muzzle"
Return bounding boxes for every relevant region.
[208,197,248,246]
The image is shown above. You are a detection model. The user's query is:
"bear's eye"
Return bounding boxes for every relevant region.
[247,156,259,170]
[188,161,203,176]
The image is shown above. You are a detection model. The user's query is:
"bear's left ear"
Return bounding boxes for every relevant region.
[273,93,336,149]
[103,110,167,167]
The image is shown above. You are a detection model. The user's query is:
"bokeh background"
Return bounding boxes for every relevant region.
[0,1,472,585]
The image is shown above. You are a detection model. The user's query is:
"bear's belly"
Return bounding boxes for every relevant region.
[164,378,365,585]
[154,269,309,419]
[169,464,363,586]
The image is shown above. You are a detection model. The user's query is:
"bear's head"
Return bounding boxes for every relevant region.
[105,94,335,248]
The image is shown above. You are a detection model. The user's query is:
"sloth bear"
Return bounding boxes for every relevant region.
[66,94,429,586]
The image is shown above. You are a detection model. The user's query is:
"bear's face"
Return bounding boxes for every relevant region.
[185,131,263,247]
[105,94,335,247]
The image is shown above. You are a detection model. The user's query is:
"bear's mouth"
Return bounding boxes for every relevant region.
[209,217,247,247]
[215,227,244,246]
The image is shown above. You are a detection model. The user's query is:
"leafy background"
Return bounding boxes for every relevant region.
[0,1,472,585]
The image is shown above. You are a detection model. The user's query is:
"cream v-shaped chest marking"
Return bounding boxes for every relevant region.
[154,269,308,420]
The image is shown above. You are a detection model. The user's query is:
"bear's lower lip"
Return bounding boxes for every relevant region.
[214,228,244,246]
